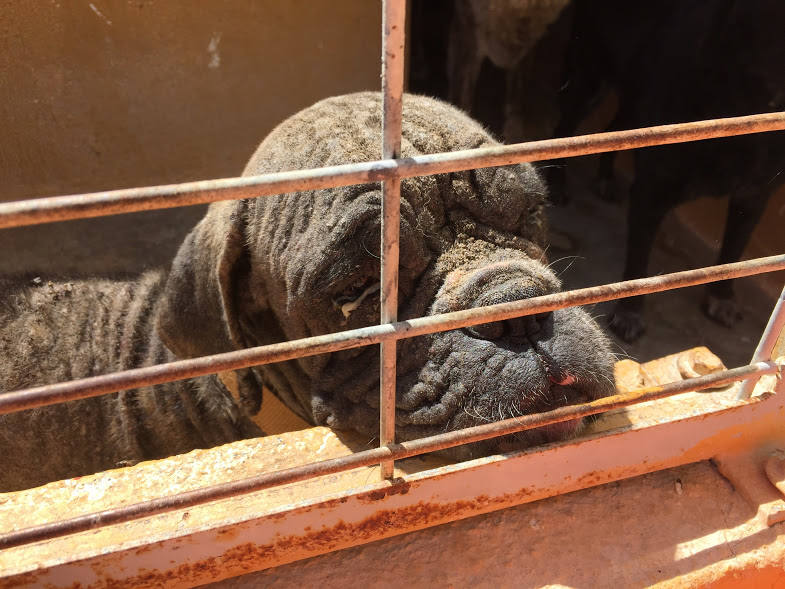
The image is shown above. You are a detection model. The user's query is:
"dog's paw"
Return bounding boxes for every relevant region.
[701,294,742,327]
[608,308,647,342]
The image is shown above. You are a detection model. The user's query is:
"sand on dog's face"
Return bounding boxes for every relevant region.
[173,93,616,457]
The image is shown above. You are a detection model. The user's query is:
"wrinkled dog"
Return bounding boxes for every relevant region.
[0,93,615,491]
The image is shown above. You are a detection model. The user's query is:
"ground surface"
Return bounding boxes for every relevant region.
[546,163,774,369]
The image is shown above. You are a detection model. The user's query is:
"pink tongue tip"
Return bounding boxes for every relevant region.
[549,372,576,386]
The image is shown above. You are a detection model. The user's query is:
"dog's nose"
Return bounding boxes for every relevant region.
[504,312,551,339]
[469,311,552,342]
[456,262,557,342]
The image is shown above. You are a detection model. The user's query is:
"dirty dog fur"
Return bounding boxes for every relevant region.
[0,93,615,491]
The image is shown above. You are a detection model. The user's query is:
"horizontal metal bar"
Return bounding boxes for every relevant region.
[0,360,777,550]
[0,112,783,229]
[2,255,784,416]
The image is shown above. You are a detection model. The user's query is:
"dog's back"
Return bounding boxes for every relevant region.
[0,273,261,491]
[1,274,166,391]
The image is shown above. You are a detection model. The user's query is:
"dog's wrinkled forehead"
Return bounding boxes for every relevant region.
[243,92,548,258]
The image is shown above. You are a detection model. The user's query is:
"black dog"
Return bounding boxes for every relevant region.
[550,0,785,342]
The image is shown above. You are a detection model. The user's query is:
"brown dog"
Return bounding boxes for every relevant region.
[0,93,615,491]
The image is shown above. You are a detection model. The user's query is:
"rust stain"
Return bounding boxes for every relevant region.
[3,489,539,588]
[217,526,240,541]
[0,571,45,589]
[574,466,644,488]
[132,543,155,555]
[361,479,411,502]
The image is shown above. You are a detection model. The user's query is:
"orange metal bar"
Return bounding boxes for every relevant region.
[0,112,783,229]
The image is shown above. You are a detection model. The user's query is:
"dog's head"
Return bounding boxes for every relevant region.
[156,92,615,457]
[463,0,570,69]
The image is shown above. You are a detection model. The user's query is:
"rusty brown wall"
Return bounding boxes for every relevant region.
[0,1,381,201]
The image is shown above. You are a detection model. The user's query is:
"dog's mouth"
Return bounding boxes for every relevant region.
[493,379,591,439]
[308,309,614,450]
[526,381,590,443]
[495,417,586,455]
[538,417,585,439]
[478,377,594,455]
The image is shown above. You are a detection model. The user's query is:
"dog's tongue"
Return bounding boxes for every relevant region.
[548,371,576,386]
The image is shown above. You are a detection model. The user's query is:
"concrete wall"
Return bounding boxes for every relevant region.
[0,1,381,277]
[0,1,381,201]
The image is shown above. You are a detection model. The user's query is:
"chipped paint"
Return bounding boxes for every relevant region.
[207,33,222,69]
[88,3,111,26]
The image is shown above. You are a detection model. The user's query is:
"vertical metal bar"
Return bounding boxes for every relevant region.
[737,284,785,399]
[379,0,405,479]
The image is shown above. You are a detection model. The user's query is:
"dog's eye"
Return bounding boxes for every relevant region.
[466,321,505,341]
[334,277,376,305]
[333,277,380,319]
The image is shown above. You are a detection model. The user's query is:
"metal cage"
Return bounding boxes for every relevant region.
[1,0,784,567]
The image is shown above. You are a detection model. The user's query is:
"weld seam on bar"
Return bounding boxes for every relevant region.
[1,255,784,416]
[1,112,784,229]
[737,284,785,399]
[0,360,777,551]
[379,0,405,479]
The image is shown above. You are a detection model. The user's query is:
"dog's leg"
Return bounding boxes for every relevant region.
[608,177,673,342]
[595,152,618,201]
[702,185,773,326]
[594,99,634,202]
[502,67,522,142]
[549,42,609,204]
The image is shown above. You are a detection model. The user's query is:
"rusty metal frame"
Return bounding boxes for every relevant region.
[2,377,783,586]
[0,360,778,551]
[1,0,785,580]
[738,285,785,399]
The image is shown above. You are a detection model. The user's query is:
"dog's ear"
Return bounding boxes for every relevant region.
[156,199,263,414]
[157,200,246,357]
